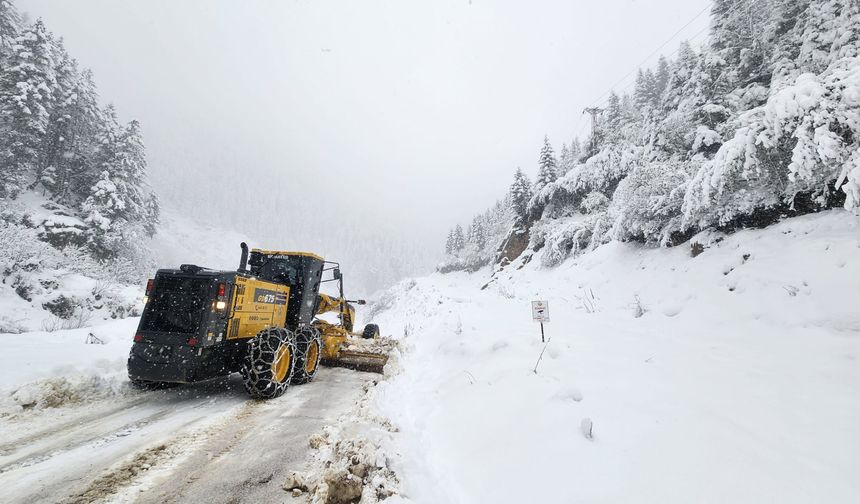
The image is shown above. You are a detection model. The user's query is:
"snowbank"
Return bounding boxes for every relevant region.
[368,210,860,503]
[0,317,139,416]
[287,351,407,504]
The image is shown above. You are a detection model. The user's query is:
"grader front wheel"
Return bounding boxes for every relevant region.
[241,327,296,399]
[361,323,380,339]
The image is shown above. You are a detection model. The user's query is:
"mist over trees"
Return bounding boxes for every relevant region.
[440,196,513,274]
[441,0,860,272]
[0,0,429,296]
[155,174,438,296]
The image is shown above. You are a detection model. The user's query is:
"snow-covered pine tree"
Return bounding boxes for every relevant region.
[81,169,126,258]
[634,69,658,114]
[768,0,813,89]
[558,143,571,175]
[57,68,100,203]
[464,223,474,251]
[711,0,783,87]
[620,93,636,121]
[569,137,582,165]
[37,37,75,194]
[605,91,623,135]
[445,229,454,255]
[453,224,465,253]
[535,136,558,190]
[509,168,532,228]
[484,196,513,250]
[661,41,699,113]
[0,0,20,58]
[797,0,860,74]
[116,119,159,235]
[470,215,487,250]
[82,105,130,257]
[653,41,702,157]
[693,0,781,137]
[144,195,160,237]
[0,18,56,198]
[118,121,146,202]
[89,103,122,183]
[654,55,671,103]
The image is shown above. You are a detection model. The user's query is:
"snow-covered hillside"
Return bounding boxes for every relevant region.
[441,1,860,276]
[369,210,860,503]
[0,193,250,328]
[1,192,143,335]
[149,209,252,271]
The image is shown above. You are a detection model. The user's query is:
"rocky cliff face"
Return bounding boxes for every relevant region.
[496,227,530,266]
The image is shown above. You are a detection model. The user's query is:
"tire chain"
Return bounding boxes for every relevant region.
[241,327,296,399]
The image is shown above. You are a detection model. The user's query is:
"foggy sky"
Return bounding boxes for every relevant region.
[18,0,711,252]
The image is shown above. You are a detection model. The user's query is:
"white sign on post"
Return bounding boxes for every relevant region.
[531,300,549,323]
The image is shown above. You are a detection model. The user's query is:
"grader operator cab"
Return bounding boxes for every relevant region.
[127,243,386,399]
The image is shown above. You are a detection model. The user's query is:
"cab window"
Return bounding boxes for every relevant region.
[259,258,301,285]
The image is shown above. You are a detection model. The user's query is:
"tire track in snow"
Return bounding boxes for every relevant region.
[0,388,236,476]
[0,396,148,456]
[0,369,372,504]
[59,408,246,504]
[0,406,176,475]
[128,369,371,504]
[0,379,250,504]
[116,401,267,504]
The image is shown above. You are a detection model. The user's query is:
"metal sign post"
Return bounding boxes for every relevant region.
[531,300,549,342]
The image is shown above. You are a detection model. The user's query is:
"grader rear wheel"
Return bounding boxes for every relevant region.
[241,327,296,399]
[291,327,322,385]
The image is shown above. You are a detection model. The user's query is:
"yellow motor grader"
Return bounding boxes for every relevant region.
[127,243,387,399]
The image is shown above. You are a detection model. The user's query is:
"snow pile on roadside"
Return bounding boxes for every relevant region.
[343,336,402,359]
[0,372,132,417]
[286,353,408,504]
[0,317,139,416]
[368,210,860,503]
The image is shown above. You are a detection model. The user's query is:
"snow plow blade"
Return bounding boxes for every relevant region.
[322,350,388,374]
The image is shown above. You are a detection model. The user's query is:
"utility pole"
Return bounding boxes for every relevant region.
[583,107,603,156]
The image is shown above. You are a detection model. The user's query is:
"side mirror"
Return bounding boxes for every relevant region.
[333,268,341,280]
[356,299,366,305]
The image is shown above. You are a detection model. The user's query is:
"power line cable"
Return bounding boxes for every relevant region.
[591,23,713,108]
[585,3,713,109]
[565,0,766,146]
[563,2,712,143]
[585,0,765,110]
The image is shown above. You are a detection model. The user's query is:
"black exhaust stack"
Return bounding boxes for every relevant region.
[239,242,249,272]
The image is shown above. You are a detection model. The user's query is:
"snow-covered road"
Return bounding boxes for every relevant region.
[0,368,371,504]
